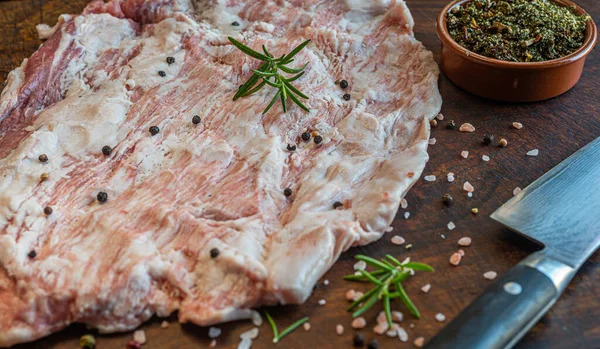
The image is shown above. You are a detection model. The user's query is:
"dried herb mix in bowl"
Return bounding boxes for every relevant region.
[446,0,591,62]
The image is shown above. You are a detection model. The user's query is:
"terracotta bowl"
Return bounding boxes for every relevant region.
[437,0,598,102]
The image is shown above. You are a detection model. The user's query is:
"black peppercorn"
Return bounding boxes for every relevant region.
[283,188,292,197]
[102,146,112,156]
[149,126,160,135]
[287,144,296,151]
[232,21,240,26]
[28,250,37,259]
[446,120,456,129]
[442,193,454,207]
[192,115,201,124]
[483,134,494,145]
[166,56,175,64]
[301,132,311,141]
[44,206,53,215]
[210,248,220,258]
[333,201,343,209]
[97,192,108,203]
[343,93,351,101]
[339,80,348,89]
[38,154,48,163]
[367,339,378,349]
[353,333,365,347]
[314,135,323,144]
[158,71,166,77]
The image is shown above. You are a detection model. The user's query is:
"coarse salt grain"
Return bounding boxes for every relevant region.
[336,324,344,335]
[414,337,425,348]
[401,198,408,209]
[345,289,356,301]
[527,149,539,157]
[441,234,445,239]
[410,323,415,328]
[133,330,146,345]
[405,244,413,250]
[458,237,472,246]
[238,337,252,349]
[447,172,455,182]
[385,226,393,232]
[210,339,217,348]
[252,312,263,327]
[421,284,431,293]
[318,299,326,306]
[352,317,367,329]
[437,113,444,120]
[323,279,329,285]
[240,328,259,340]
[404,212,410,219]
[398,327,409,342]
[429,138,437,145]
[513,187,522,196]
[463,181,474,192]
[484,271,498,280]
[160,321,169,329]
[391,235,406,245]
[377,311,387,324]
[424,175,436,182]
[467,192,473,198]
[482,155,490,162]
[303,322,311,331]
[459,123,475,132]
[374,322,390,335]
[208,327,222,339]
[458,249,465,256]
[386,323,400,337]
[512,122,523,129]
[461,151,469,159]
[392,311,404,323]
[435,313,446,322]
[354,261,367,270]
[450,252,462,266]
[447,222,456,230]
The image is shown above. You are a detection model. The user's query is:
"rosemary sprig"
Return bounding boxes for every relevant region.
[345,254,433,327]
[264,311,309,344]
[228,37,310,114]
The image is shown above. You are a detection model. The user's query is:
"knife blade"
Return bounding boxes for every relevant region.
[425,136,600,349]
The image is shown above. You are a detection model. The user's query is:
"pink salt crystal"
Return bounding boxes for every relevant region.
[401,198,408,209]
[303,322,311,331]
[377,311,387,324]
[513,187,522,196]
[484,271,498,280]
[392,311,403,323]
[414,337,425,348]
[398,327,409,342]
[463,181,475,192]
[429,138,437,145]
[134,330,146,345]
[458,249,465,256]
[391,235,406,245]
[352,317,367,329]
[373,322,390,335]
[436,113,444,120]
[512,122,523,129]
[458,237,472,246]
[459,123,475,132]
[336,324,344,335]
[450,252,462,266]
[345,289,356,301]
[461,151,469,159]
[353,291,364,301]
[210,339,217,348]
[421,284,431,293]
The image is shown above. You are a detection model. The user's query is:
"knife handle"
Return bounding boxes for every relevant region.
[424,252,575,349]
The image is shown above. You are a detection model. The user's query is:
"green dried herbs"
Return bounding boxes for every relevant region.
[447,0,591,62]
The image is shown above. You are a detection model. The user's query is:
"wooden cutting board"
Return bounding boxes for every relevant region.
[1,1,598,348]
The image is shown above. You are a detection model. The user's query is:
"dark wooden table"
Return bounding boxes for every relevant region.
[1,1,598,348]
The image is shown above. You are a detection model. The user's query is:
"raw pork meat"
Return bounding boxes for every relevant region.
[0,0,441,346]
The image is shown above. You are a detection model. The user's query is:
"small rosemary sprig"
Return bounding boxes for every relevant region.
[228,37,310,114]
[264,311,309,344]
[345,254,433,327]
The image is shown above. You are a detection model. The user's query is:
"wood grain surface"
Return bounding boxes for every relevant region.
[1,1,599,348]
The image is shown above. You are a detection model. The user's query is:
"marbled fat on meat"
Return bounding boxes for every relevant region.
[0,0,441,346]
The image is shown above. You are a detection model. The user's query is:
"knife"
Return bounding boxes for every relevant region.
[425,136,600,349]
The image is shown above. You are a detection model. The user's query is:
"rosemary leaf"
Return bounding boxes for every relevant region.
[276,316,309,343]
[234,61,270,100]
[395,281,421,319]
[352,288,381,318]
[265,311,279,340]
[282,78,309,99]
[280,84,288,112]
[282,39,311,62]
[358,269,384,285]
[278,63,308,74]
[263,78,281,88]
[262,44,273,58]
[228,37,270,61]
[404,262,435,272]
[385,254,403,266]
[239,80,267,98]
[383,295,393,327]
[287,89,310,112]
[252,69,278,77]
[263,90,282,115]
[286,71,305,82]
[343,269,388,281]
[355,255,395,272]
